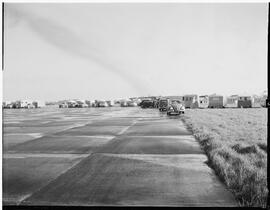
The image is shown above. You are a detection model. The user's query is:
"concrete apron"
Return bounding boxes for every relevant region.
[20,116,237,206]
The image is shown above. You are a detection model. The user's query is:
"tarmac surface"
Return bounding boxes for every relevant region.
[3,107,237,206]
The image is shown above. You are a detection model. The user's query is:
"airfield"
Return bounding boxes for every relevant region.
[3,107,237,206]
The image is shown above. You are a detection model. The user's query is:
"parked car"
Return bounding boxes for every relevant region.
[120,100,128,107]
[27,104,35,109]
[167,100,185,115]
[106,100,114,107]
[97,101,108,107]
[75,100,88,108]
[78,103,89,108]
[127,100,137,107]
[59,103,68,108]
[67,100,77,108]
[158,98,169,111]
[140,100,154,108]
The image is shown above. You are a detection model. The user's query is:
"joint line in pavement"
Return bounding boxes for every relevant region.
[116,120,138,135]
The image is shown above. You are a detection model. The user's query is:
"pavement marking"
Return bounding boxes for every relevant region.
[101,153,207,159]
[100,153,209,170]
[115,135,196,138]
[17,154,91,205]
[49,123,92,136]
[117,121,138,135]
[48,135,115,139]
[4,133,43,138]
[3,153,90,159]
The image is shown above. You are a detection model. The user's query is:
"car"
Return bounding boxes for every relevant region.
[140,100,154,108]
[97,101,108,107]
[120,100,128,107]
[167,100,185,115]
[158,98,169,111]
[106,100,114,107]
[127,100,137,107]
[75,100,89,108]
[59,103,68,108]
[67,101,77,108]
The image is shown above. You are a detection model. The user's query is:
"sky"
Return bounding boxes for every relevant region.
[3,3,268,101]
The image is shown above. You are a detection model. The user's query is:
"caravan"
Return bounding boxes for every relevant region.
[182,95,198,109]
[225,95,238,108]
[208,94,224,108]
[198,95,209,108]
[252,96,262,108]
[238,96,252,108]
[32,101,46,108]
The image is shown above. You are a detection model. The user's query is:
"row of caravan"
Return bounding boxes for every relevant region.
[59,100,115,108]
[58,98,142,108]
[164,94,267,109]
[3,100,45,109]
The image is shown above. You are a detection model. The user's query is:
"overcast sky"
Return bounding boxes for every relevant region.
[3,3,268,101]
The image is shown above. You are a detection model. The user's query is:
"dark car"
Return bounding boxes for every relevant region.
[159,99,169,111]
[140,100,154,108]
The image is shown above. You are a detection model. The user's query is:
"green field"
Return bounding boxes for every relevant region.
[181,108,267,207]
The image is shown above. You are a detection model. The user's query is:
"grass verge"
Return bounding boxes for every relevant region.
[181,108,267,207]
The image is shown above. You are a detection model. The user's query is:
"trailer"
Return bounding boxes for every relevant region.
[225,95,238,108]
[252,96,262,108]
[198,95,209,108]
[208,94,224,108]
[182,95,198,108]
[238,96,252,108]
[106,100,115,107]
[20,100,35,108]
[260,95,267,107]
[32,100,46,108]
